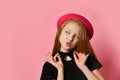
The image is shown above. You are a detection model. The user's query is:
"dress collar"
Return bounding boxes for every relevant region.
[59,50,74,61]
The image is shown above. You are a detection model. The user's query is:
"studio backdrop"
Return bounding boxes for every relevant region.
[0,0,120,80]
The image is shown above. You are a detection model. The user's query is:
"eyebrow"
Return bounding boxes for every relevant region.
[65,28,80,35]
[65,28,71,31]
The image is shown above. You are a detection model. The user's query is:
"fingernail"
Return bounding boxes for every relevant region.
[73,51,76,53]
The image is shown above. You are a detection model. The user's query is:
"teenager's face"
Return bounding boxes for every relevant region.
[59,21,81,52]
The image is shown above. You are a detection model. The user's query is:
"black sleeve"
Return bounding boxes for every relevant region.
[86,55,102,71]
[40,62,58,80]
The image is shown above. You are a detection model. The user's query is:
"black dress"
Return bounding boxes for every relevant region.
[40,51,102,80]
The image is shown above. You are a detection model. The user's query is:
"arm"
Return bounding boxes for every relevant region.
[80,65,104,80]
[73,52,104,80]
[47,52,64,80]
[57,68,64,80]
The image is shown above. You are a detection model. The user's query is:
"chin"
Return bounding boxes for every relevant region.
[65,47,73,51]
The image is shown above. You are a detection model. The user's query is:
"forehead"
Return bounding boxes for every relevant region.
[63,21,81,33]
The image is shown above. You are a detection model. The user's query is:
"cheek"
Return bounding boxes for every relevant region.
[73,40,79,46]
[59,33,67,40]
[59,35,66,44]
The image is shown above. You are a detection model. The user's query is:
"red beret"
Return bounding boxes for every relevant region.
[57,13,94,39]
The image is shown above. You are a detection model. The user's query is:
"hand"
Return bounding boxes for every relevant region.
[73,51,89,69]
[47,52,64,70]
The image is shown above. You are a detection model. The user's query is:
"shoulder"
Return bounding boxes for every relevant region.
[86,54,102,71]
[42,62,57,71]
[41,62,58,80]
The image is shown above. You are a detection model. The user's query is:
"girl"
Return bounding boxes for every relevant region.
[40,13,104,80]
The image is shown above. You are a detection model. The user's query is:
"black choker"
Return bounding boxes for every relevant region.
[59,51,74,61]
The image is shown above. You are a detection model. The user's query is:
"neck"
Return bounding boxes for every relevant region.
[60,49,71,53]
[60,47,71,53]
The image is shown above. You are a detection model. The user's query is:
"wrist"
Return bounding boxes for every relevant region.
[58,67,64,72]
[78,65,87,70]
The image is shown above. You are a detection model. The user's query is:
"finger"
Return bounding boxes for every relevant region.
[48,51,52,55]
[46,52,58,66]
[57,55,62,63]
[77,52,81,58]
[47,58,58,68]
[47,52,53,58]
[47,60,56,66]
[85,53,90,58]
[47,53,54,62]
[47,55,53,62]
[47,54,53,60]
[75,52,81,59]
[54,53,59,61]
[78,52,86,58]
[73,52,78,60]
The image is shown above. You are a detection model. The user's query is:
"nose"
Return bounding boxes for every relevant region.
[68,35,74,42]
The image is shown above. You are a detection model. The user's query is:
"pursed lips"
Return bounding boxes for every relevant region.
[66,42,72,47]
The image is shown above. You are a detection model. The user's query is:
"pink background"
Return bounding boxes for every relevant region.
[0,0,120,80]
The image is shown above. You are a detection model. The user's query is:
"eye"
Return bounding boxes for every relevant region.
[65,31,70,35]
[74,35,80,39]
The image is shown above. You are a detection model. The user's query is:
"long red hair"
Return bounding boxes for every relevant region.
[52,19,95,57]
